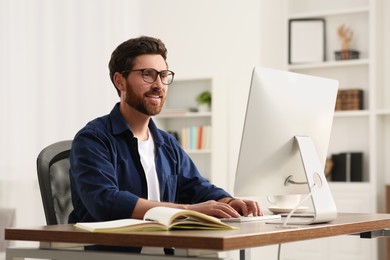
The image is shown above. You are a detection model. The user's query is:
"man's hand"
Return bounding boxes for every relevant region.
[186,200,241,218]
[132,197,262,220]
[227,198,263,217]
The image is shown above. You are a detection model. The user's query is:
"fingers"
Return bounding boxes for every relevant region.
[246,200,262,216]
[187,199,263,219]
[188,200,240,218]
[229,199,263,216]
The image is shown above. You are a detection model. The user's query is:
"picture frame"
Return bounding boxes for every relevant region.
[288,18,326,64]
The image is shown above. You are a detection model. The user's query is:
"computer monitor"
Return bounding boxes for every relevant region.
[234,67,338,224]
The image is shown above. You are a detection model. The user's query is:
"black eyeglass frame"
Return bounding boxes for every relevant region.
[121,68,175,85]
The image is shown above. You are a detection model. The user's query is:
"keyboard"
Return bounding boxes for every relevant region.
[220,214,281,223]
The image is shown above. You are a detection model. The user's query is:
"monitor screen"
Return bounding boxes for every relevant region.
[234,67,338,197]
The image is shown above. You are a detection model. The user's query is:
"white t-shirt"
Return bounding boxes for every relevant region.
[137,129,160,201]
[138,129,164,255]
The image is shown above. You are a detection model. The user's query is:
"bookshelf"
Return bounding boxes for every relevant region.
[280,0,382,259]
[154,78,213,180]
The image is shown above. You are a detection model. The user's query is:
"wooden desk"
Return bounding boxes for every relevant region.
[5,213,390,260]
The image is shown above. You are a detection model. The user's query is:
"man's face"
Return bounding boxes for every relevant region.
[122,54,168,116]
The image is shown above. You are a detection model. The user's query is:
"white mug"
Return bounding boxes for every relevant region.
[267,194,302,209]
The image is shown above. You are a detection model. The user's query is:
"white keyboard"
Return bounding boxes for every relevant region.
[220,214,281,223]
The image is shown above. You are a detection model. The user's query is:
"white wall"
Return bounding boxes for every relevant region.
[0,0,140,228]
[383,0,390,185]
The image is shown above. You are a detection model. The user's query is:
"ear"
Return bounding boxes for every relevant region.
[113,72,126,92]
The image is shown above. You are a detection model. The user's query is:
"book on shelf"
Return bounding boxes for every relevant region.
[330,152,363,182]
[74,207,235,233]
[180,125,211,151]
[335,89,364,111]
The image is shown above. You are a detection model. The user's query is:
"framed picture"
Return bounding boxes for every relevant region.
[288,18,326,64]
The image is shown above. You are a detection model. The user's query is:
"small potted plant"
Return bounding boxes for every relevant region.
[196,90,212,112]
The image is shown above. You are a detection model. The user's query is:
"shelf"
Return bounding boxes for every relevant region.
[185,149,211,154]
[334,110,369,118]
[155,78,213,180]
[376,110,390,116]
[156,111,212,119]
[288,59,369,70]
[329,181,370,187]
[288,6,369,19]
[283,0,380,258]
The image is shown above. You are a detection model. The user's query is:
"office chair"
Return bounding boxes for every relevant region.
[37,140,73,225]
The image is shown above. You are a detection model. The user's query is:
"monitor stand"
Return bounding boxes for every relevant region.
[282,136,338,225]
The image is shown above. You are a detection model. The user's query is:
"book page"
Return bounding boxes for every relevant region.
[75,207,234,232]
[144,207,186,227]
[144,207,230,229]
[75,218,157,232]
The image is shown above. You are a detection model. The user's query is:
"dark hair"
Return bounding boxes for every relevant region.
[108,36,168,96]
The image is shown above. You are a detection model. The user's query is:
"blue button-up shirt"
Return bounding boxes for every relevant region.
[68,103,231,223]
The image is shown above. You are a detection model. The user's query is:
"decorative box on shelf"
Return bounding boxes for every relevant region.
[335,50,360,60]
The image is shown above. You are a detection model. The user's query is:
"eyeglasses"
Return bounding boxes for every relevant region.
[122,68,175,85]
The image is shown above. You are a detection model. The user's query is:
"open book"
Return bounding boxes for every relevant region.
[74,207,236,232]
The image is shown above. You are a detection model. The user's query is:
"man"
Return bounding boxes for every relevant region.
[69,36,261,229]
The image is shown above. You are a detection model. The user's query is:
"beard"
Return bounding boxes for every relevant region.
[124,82,166,116]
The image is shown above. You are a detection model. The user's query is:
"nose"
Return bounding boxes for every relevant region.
[153,74,165,89]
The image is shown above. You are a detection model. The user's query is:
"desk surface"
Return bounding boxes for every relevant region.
[5,213,390,251]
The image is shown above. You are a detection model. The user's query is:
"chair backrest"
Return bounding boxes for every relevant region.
[37,140,73,225]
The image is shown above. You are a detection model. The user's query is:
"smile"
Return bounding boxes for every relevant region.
[146,94,162,99]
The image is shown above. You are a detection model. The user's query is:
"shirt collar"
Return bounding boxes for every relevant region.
[110,103,132,136]
[109,103,164,146]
